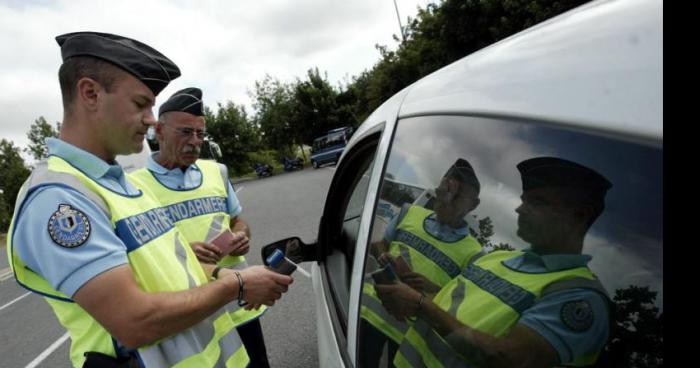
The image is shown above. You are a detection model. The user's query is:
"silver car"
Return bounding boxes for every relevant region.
[262,0,662,366]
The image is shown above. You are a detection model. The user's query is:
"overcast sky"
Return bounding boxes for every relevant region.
[0,0,432,157]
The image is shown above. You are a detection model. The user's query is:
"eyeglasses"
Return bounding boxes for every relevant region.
[164,125,206,139]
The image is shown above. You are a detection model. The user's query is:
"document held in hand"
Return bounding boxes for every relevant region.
[211,229,238,255]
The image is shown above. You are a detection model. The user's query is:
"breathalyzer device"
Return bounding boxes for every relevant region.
[266,249,310,278]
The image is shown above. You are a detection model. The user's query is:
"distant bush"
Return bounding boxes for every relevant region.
[247,149,279,168]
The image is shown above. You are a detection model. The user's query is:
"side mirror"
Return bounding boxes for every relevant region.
[261,237,318,265]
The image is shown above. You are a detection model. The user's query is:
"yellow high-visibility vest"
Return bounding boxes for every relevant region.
[394,250,606,368]
[7,156,248,368]
[361,205,482,343]
[130,159,266,326]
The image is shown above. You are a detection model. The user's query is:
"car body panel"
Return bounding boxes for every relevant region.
[398,0,662,142]
[344,89,409,366]
[310,0,662,366]
[313,263,345,367]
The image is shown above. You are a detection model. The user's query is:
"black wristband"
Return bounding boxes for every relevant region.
[211,266,222,280]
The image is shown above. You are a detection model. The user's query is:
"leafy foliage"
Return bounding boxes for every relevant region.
[25,116,60,161]
[596,286,664,367]
[0,139,30,231]
[251,75,296,153]
[204,102,261,175]
[470,216,515,252]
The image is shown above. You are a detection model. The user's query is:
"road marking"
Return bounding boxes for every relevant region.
[0,267,12,281]
[25,332,70,368]
[235,186,244,194]
[0,292,30,312]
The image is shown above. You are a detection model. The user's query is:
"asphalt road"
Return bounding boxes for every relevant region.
[0,166,334,368]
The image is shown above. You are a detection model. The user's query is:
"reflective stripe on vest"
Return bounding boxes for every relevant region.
[394,229,461,278]
[359,206,482,345]
[130,161,239,265]
[139,307,249,368]
[130,160,265,326]
[395,250,605,368]
[359,282,409,343]
[389,205,482,287]
[9,156,245,367]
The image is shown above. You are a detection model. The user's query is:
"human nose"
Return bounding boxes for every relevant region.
[143,108,157,127]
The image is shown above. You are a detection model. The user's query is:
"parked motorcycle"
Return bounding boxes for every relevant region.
[282,157,304,172]
[255,162,273,178]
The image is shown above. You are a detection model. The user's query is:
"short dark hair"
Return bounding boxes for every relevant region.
[58,56,122,110]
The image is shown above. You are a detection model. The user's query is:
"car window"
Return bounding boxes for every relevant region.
[357,115,662,368]
[327,131,346,147]
[321,135,379,339]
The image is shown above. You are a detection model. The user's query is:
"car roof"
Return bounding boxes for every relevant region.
[357,0,662,144]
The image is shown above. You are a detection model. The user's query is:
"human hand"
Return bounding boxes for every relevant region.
[244,303,263,311]
[375,282,423,320]
[400,272,440,294]
[190,241,223,264]
[238,265,294,306]
[377,252,411,277]
[228,232,250,256]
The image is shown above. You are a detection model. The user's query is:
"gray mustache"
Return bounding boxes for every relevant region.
[182,145,201,154]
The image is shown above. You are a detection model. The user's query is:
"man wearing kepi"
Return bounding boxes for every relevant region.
[359,158,484,367]
[130,87,271,367]
[377,157,614,368]
[6,32,292,368]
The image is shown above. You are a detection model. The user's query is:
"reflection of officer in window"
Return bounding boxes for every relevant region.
[376,157,614,368]
[376,158,483,293]
[359,159,483,368]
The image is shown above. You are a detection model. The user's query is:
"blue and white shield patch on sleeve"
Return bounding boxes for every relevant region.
[560,299,594,332]
[47,204,91,248]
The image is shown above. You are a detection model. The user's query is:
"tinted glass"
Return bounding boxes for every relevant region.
[324,138,378,334]
[357,115,662,368]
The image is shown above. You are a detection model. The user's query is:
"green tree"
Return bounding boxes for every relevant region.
[0,190,10,233]
[205,102,260,175]
[25,116,60,161]
[0,139,31,231]
[596,285,664,368]
[469,216,514,252]
[251,75,296,154]
[290,68,342,147]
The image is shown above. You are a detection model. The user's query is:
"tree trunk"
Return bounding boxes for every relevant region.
[298,144,307,162]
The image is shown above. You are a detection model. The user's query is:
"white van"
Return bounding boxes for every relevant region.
[262,0,662,366]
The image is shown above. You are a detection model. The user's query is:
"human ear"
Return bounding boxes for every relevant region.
[76,77,101,112]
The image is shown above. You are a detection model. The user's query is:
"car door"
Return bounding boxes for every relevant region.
[351,114,662,367]
[311,126,383,367]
